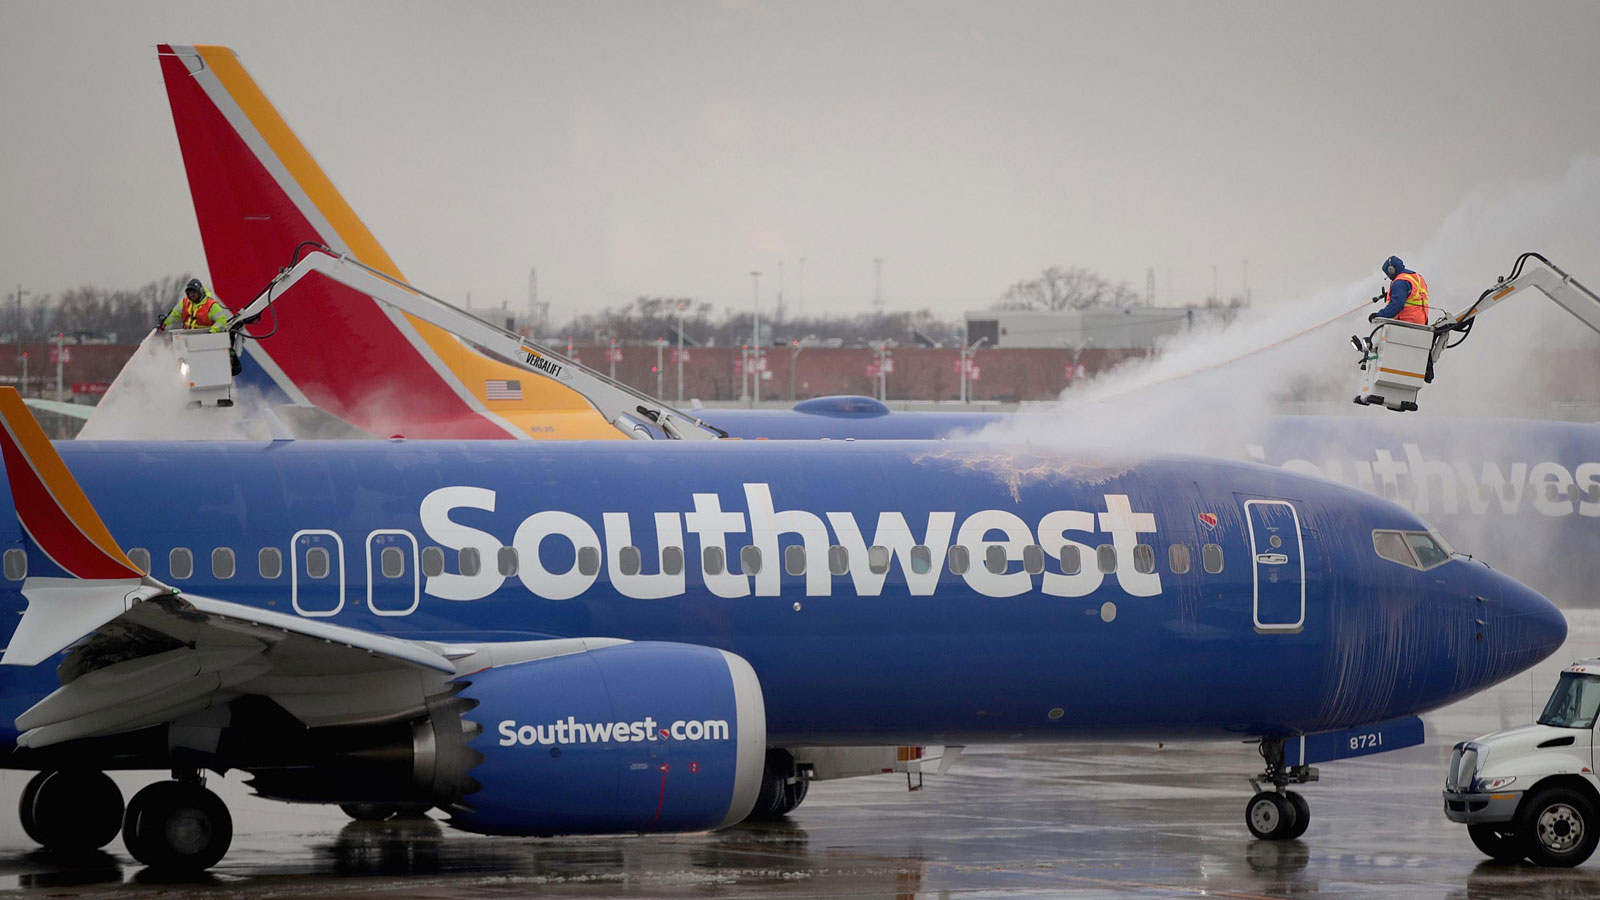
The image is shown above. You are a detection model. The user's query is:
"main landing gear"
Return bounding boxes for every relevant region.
[19,769,233,872]
[19,770,125,852]
[121,771,233,871]
[744,749,811,822]
[1245,738,1317,841]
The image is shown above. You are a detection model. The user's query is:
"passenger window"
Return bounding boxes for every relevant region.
[740,546,763,575]
[1058,545,1080,576]
[382,546,407,578]
[947,545,970,575]
[497,546,517,577]
[259,547,282,579]
[1022,545,1044,575]
[828,545,850,576]
[1095,545,1117,574]
[305,547,329,579]
[984,545,1007,575]
[619,546,642,577]
[1202,543,1224,574]
[170,547,193,580]
[2,549,25,581]
[421,547,445,577]
[128,547,150,576]
[458,547,480,577]
[1372,531,1416,568]
[909,545,932,575]
[703,546,726,576]
[1132,544,1155,574]
[212,547,235,579]
[785,545,806,576]
[577,547,600,577]
[1404,532,1450,569]
[662,546,684,576]
[867,545,890,575]
[1168,544,1191,574]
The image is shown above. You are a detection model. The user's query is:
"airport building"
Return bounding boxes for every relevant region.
[963,306,1240,350]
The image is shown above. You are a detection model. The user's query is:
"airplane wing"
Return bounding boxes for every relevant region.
[21,398,92,421]
[5,578,456,748]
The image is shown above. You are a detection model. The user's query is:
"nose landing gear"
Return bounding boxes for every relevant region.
[1245,738,1317,840]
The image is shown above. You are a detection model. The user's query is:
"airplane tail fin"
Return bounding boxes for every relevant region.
[0,389,140,580]
[156,44,618,440]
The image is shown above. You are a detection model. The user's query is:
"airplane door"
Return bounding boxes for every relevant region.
[1245,499,1305,633]
[292,529,346,617]
[366,530,419,617]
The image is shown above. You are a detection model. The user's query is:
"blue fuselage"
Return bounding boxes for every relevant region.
[0,439,1566,748]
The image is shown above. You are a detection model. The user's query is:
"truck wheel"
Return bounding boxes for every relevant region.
[1518,787,1599,867]
[1467,823,1523,862]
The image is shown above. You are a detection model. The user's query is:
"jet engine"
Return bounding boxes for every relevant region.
[231,641,764,836]
[448,641,767,835]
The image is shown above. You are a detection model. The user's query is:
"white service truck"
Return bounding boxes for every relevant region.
[1444,658,1600,866]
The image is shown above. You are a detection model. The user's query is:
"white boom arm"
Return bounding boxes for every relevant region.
[1451,253,1600,334]
[231,249,725,441]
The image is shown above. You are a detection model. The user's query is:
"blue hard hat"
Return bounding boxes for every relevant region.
[1382,256,1405,279]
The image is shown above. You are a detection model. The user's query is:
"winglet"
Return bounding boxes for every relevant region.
[0,389,141,579]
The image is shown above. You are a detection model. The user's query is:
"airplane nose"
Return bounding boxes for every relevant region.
[1485,568,1567,680]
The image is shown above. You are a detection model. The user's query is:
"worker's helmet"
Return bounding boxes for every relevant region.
[185,278,204,299]
[1381,256,1405,279]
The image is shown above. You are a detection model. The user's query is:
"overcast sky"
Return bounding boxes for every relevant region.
[2,0,1598,326]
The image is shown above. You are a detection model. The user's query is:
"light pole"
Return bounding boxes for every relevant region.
[788,340,802,402]
[13,284,29,344]
[676,303,686,405]
[655,337,665,399]
[960,335,987,404]
[749,270,761,408]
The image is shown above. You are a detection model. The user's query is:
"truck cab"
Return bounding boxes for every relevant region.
[1445,659,1600,866]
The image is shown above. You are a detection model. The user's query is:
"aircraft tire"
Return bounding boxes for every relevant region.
[1245,791,1297,840]
[1518,786,1599,867]
[20,770,124,851]
[122,781,233,872]
[1283,790,1310,839]
[340,802,432,822]
[1467,823,1524,861]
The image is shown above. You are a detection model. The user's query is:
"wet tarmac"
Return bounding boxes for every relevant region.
[0,616,1597,898]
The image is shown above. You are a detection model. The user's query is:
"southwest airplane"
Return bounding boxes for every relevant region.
[0,384,1566,870]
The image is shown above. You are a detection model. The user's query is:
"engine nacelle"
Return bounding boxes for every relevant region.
[449,641,766,835]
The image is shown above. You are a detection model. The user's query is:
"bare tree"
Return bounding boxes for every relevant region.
[995,266,1140,311]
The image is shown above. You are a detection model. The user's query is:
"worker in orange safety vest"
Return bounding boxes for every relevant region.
[1370,256,1430,325]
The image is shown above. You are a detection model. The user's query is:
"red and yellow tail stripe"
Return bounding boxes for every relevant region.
[0,389,139,580]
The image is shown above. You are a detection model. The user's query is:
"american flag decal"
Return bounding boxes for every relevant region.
[485,379,523,400]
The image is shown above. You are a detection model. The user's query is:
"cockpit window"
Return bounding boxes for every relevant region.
[1372,530,1453,571]
[1372,531,1415,568]
[1404,532,1450,569]
[1539,672,1600,729]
